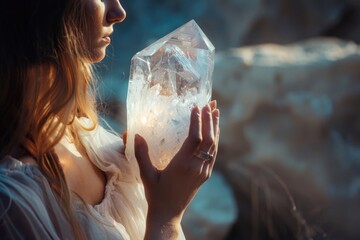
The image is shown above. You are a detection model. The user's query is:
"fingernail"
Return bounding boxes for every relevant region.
[210,100,217,109]
[194,105,200,114]
[206,104,211,112]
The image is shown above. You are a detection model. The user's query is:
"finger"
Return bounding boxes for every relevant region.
[134,134,156,185]
[212,108,220,142]
[200,104,214,151]
[181,106,202,151]
[171,106,202,164]
[200,160,212,182]
[209,100,217,111]
[208,109,220,171]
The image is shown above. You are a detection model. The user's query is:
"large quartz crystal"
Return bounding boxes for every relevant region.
[125,20,215,170]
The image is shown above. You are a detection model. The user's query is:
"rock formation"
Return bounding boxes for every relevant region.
[213,38,360,239]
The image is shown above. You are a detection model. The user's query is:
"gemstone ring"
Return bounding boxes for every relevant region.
[194,150,213,162]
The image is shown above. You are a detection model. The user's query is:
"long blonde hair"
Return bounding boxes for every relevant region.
[0,0,99,238]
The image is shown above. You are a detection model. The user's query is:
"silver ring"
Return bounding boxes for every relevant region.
[194,150,213,162]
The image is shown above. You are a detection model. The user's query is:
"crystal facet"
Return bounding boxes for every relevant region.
[125,20,215,170]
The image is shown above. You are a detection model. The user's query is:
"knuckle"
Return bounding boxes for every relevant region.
[203,136,214,147]
[192,168,202,176]
[204,175,210,181]
[191,134,202,145]
[201,171,210,181]
[209,135,215,144]
[186,164,202,176]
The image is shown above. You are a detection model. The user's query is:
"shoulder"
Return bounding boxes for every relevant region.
[0,156,52,214]
[0,156,47,206]
[0,156,74,238]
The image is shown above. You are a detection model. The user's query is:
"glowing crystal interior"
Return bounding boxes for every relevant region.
[125,20,215,170]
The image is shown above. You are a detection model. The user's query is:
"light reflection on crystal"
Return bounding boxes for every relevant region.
[125,20,215,170]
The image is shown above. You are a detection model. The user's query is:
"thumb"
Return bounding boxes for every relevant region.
[134,134,156,185]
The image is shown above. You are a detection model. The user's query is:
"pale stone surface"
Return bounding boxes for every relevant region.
[182,170,237,240]
[213,38,360,239]
[213,38,360,153]
[126,20,215,170]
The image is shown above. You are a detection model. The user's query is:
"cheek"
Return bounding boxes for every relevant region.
[89,2,105,26]
[83,1,107,62]
[85,3,104,37]
[84,11,102,46]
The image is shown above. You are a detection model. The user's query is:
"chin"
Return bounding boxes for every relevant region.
[88,49,106,63]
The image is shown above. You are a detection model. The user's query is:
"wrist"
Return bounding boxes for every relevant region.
[145,209,183,240]
[147,206,184,225]
[145,221,180,240]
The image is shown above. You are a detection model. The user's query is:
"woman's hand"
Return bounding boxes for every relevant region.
[134,100,220,239]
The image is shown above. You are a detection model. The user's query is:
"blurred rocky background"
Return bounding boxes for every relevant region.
[97,0,360,239]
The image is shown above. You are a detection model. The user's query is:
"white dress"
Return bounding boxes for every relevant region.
[0,121,147,239]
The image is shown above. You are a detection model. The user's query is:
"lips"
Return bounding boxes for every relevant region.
[102,31,113,44]
[103,36,111,44]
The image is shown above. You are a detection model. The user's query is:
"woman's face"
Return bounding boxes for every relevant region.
[85,0,126,62]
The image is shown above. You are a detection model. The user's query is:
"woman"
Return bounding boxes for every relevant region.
[0,0,220,239]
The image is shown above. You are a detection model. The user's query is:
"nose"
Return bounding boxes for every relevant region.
[107,1,126,24]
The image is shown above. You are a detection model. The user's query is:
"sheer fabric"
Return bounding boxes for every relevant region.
[77,119,147,239]
[0,156,126,239]
[0,119,185,239]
